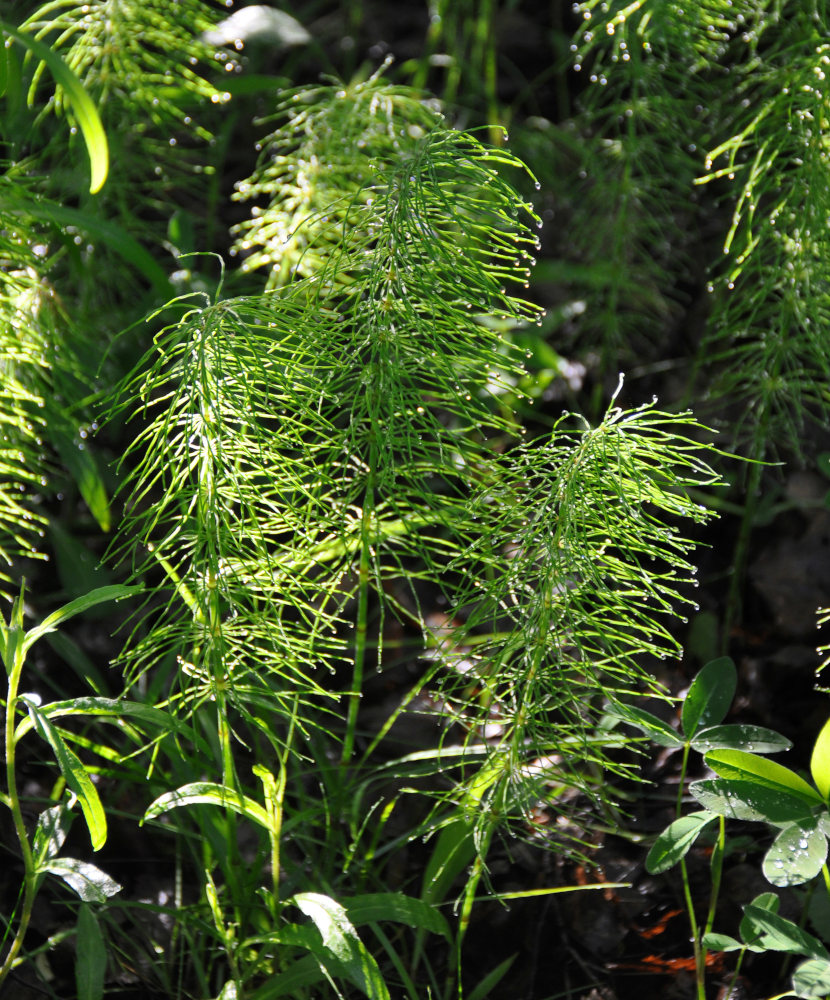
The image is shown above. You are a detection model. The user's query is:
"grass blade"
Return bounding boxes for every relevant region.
[1,21,108,193]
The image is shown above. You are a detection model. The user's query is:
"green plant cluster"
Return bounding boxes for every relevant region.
[616,658,830,999]
[1,1,830,998]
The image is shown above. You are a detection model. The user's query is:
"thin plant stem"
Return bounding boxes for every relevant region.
[704,815,726,939]
[342,467,375,767]
[721,452,764,654]
[675,741,706,999]
[679,855,704,1000]
[446,829,494,1000]
[0,644,37,988]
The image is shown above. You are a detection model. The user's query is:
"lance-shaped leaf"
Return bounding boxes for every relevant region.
[342,893,451,941]
[293,892,391,1000]
[43,858,121,902]
[22,585,142,655]
[741,903,829,959]
[0,21,108,193]
[76,904,106,1000]
[605,702,683,748]
[691,724,791,754]
[143,782,271,832]
[690,778,815,825]
[21,696,106,850]
[32,803,73,869]
[15,695,179,743]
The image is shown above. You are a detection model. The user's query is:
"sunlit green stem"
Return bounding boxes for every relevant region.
[0,642,37,988]
[446,830,493,1000]
[257,704,297,909]
[676,741,691,816]
[207,577,235,791]
[704,815,725,939]
[675,741,705,999]
[679,854,705,999]
[342,461,376,767]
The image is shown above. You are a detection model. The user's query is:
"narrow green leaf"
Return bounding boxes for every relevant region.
[15,696,178,742]
[682,656,736,739]
[76,904,106,1000]
[691,724,791,754]
[1,623,22,676]
[22,585,142,654]
[762,822,828,888]
[293,892,391,1000]
[43,857,121,901]
[249,954,322,998]
[420,818,475,906]
[792,957,830,998]
[690,779,815,825]
[2,23,108,193]
[645,810,718,874]
[607,703,684,748]
[0,585,23,674]
[52,431,110,533]
[143,782,271,831]
[466,955,517,1000]
[811,714,830,800]
[22,696,107,850]
[2,200,171,296]
[342,892,451,941]
[704,749,823,806]
[0,35,7,97]
[471,883,630,902]
[742,904,829,960]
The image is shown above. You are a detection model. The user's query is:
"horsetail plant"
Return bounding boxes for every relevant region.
[100,71,730,997]
[0,3,747,993]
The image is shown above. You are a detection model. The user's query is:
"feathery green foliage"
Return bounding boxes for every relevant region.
[21,0,222,146]
[5,2,824,997]
[111,82,543,765]
[695,4,830,459]
[0,219,50,582]
[436,394,721,843]
[232,69,443,286]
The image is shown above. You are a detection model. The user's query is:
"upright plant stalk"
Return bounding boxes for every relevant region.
[674,740,706,999]
[342,467,375,767]
[0,611,36,989]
